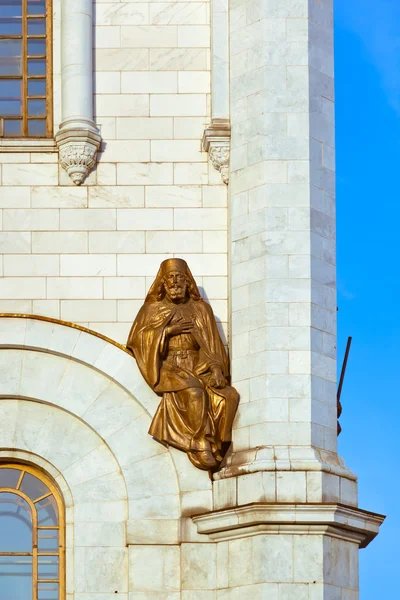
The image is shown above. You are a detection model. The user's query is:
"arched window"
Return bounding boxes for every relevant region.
[0,464,64,600]
[0,0,53,138]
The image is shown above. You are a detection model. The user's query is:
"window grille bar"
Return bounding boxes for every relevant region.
[22,0,28,137]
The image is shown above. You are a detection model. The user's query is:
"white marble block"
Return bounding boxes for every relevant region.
[226,0,341,479]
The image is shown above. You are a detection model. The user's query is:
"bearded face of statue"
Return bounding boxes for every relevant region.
[163,270,188,303]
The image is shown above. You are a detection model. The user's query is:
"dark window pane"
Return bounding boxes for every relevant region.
[28,0,46,15]
[28,58,45,76]
[28,118,46,136]
[0,39,22,76]
[20,472,49,500]
[0,17,22,35]
[38,555,59,580]
[28,99,45,116]
[0,1,22,18]
[27,17,45,35]
[0,492,32,552]
[0,79,21,99]
[28,39,46,56]
[28,78,45,96]
[0,556,32,600]
[0,80,22,117]
[38,582,59,600]
[0,468,20,488]
[0,100,21,115]
[38,529,58,552]
[4,119,22,136]
[36,494,58,524]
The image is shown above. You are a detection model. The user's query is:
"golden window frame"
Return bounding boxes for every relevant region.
[0,463,65,600]
[0,0,53,138]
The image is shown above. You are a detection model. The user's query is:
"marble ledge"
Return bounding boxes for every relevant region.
[0,138,57,153]
[192,503,386,547]
[214,446,358,482]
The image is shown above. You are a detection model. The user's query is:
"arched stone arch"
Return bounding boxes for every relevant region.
[0,448,73,509]
[0,401,128,596]
[0,316,213,545]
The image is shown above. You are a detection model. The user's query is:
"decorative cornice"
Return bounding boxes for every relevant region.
[202,119,231,185]
[192,502,386,547]
[55,122,101,185]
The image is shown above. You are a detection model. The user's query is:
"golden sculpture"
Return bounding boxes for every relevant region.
[127,258,239,471]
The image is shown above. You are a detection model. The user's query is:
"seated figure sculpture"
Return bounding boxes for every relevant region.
[127,258,239,470]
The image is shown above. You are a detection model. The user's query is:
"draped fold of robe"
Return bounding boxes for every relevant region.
[127,297,239,469]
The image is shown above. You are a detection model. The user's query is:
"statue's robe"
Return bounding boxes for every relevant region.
[127,297,238,468]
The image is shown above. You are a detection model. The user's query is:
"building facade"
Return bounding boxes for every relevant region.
[0,0,384,598]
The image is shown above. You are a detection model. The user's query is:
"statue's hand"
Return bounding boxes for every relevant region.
[166,316,193,337]
[209,367,226,389]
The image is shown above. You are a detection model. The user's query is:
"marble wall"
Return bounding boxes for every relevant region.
[0,0,228,346]
[0,317,376,599]
[224,0,341,484]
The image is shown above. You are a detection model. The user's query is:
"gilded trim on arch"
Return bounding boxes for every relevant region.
[0,313,131,355]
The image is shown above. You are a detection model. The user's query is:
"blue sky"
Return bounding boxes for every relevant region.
[335,0,399,595]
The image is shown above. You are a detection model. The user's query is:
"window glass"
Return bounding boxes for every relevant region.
[0,18,22,35]
[38,529,59,552]
[0,98,21,116]
[38,555,59,580]
[36,494,58,526]
[28,78,46,96]
[0,39,22,76]
[0,492,32,553]
[0,1,22,18]
[0,467,20,489]
[0,0,51,137]
[0,556,33,600]
[28,18,45,34]
[28,0,46,15]
[28,39,46,56]
[4,119,22,135]
[38,582,59,600]
[20,472,49,501]
[28,99,46,116]
[28,118,46,135]
[0,465,63,600]
[27,58,46,76]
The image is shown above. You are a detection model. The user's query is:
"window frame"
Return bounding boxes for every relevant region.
[0,0,53,139]
[0,462,65,600]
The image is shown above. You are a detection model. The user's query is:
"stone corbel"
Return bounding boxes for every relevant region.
[56,122,101,186]
[202,119,231,185]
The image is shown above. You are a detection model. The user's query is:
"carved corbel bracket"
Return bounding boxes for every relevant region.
[202,119,231,185]
[56,122,101,185]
